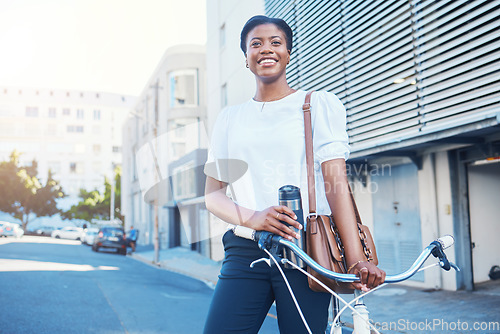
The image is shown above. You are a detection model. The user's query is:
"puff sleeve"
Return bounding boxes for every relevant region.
[312,91,350,163]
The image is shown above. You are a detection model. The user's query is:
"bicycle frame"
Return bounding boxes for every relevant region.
[233,226,459,334]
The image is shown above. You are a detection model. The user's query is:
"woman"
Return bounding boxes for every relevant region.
[203,15,385,333]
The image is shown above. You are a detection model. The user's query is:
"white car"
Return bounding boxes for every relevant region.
[0,222,24,238]
[82,227,99,245]
[51,226,84,240]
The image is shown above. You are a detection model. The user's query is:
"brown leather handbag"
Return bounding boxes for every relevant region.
[302,91,378,294]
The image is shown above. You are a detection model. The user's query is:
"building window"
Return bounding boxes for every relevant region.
[69,162,84,174]
[112,146,121,153]
[93,109,101,120]
[48,108,56,118]
[220,23,226,48]
[67,125,84,133]
[76,109,84,119]
[62,108,70,116]
[169,69,198,108]
[172,162,196,200]
[25,107,39,117]
[93,144,101,154]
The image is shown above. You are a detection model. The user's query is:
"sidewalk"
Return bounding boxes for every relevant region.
[130,245,500,333]
[129,244,222,287]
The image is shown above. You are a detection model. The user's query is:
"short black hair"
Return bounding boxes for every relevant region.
[240,15,293,54]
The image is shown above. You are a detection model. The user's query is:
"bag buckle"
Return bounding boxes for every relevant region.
[307,213,318,220]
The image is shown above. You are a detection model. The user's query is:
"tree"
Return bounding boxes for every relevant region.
[62,166,124,222]
[0,151,65,230]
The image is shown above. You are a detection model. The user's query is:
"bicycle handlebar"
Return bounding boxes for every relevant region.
[232,226,459,283]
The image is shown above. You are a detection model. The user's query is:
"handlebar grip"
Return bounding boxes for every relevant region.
[437,235,454,249]
[233,225,256,241]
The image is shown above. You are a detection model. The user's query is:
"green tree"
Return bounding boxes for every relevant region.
[62,166,123,222]
[0,151,65,230]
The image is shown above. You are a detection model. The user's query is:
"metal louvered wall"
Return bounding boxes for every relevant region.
[266,0,500,156]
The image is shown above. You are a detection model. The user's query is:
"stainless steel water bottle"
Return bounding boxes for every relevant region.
[279,185,306,269]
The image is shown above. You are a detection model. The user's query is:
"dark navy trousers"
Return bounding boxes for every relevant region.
[203,230,331,333]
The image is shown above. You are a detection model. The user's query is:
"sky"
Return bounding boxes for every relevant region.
[0,0,207,96]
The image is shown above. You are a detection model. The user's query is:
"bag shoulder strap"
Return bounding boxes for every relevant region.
[303,91,316,214]
[302,91,362,224]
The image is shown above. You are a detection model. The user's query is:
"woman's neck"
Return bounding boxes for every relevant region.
[253,77,295,102]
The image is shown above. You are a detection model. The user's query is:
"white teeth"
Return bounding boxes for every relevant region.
[260,59,277,64]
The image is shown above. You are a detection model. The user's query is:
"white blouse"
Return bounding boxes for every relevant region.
[204,90,350,220]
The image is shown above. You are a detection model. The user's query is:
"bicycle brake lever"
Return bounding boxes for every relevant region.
[449,261,460,272]
[250,257,271,268]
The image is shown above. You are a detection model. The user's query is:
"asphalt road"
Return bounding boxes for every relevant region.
[0,236,279,334]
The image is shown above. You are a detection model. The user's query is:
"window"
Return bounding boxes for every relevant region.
[172,162,196,200]
[69,162,83,174]
[93,109,101,120]
[25,107,39,117]
[48,108,56,118]
[112,146,121,153]
[76,109,84,119]
[169,69,198,107]
[67,125,84,133]
[62,108,70,116]
[93,144,101,154]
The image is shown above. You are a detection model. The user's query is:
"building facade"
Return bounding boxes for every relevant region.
[121,45,212,256]
[205,0,500,290]
[0,86,135,226]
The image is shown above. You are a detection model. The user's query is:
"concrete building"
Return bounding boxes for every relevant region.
[0,86,135,226]
[205,0,500,290]
[121,45,211,256]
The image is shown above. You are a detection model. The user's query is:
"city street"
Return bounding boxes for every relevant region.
[0,236,211,334]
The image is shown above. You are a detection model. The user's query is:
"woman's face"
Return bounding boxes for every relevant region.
[245,23,290,83]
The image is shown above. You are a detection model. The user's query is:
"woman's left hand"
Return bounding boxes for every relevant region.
[349,261,386,292]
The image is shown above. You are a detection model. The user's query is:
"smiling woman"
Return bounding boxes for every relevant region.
[203,14,385,334]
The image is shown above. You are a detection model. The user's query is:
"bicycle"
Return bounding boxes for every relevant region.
[232,225,459,334]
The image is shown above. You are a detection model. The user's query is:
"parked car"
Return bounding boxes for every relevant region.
[34,226,58,236]
[82,227,99,245]
[51,226,84,240]
[0,222,24,238]
[92,226,127,255]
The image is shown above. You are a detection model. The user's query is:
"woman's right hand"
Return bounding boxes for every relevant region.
[245,206,302,241]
